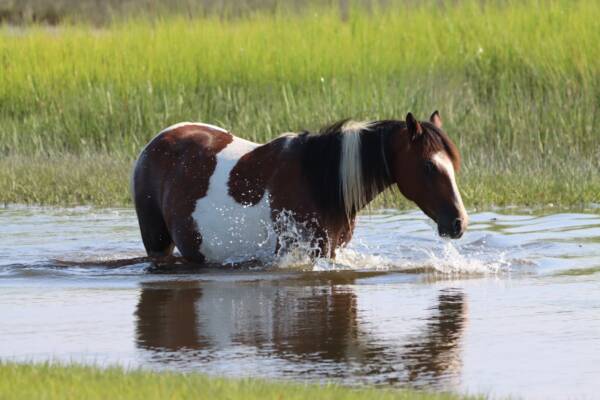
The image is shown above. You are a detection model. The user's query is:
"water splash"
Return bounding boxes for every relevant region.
[418,241,510,274]
[271,210,325,269]
[306,242,511,275]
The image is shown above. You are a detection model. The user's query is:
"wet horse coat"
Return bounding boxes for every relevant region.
[132,113,468,264]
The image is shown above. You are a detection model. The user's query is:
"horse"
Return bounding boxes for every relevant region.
[132,111,468,265]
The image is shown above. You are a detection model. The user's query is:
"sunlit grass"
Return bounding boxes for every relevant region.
[0,154,131,206]
[0,0,598,207]
[0,363,482,400]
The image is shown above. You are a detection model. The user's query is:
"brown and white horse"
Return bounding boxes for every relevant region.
[132,112,468,265]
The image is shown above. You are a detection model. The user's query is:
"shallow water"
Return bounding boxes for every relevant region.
[1,206,600,399]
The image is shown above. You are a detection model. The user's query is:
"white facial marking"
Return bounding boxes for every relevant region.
[432,152,467,220]
[191,136,277,264]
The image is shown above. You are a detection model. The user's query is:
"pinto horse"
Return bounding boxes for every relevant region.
[132,112,468,264]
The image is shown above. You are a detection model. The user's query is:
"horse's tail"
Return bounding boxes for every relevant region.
[132,152,173,258]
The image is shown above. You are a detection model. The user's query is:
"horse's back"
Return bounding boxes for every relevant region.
[138,122,233,163]
[132,122,234,261]
[133,122,234,209]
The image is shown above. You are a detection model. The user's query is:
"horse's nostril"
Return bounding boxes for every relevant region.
[452,218,462,234]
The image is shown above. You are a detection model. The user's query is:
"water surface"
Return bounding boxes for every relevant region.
[1,206,600,400]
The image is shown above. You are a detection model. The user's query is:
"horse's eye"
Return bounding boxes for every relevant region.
[424,161,436,175]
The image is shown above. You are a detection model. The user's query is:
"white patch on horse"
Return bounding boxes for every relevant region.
[191,136,277,264]
[432,152,468,221]
[339,120,373,219]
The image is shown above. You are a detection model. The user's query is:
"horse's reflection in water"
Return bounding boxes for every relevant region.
[135,278,466,387]
[135,281,205,351]
[401,289,466,386]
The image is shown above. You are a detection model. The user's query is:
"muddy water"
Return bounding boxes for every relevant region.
[1,206,600,399]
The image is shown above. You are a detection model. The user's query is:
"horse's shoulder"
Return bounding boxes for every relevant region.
[227,133,298,206]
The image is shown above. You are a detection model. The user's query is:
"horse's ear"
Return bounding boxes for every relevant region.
[430,110,442,128]
[406,112,422,140]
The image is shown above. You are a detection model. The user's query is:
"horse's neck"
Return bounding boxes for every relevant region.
[350,179,393,217]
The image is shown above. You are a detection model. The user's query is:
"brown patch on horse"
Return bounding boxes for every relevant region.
[133,124,232,262]
[228,137,288,206]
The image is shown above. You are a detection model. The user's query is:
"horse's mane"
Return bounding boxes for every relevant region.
[299,119,398,220]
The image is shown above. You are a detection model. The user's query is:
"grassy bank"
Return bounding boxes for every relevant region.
[1,0,598,207]
[0,363,481,400]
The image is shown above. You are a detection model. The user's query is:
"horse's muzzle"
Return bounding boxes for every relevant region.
[438,217,467,239]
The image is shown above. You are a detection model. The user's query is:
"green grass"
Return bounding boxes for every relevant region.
[0,363,481,400]
[0,154,131,206]
[1,0,599,207]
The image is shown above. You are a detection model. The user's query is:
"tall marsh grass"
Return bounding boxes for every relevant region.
[0,0,598,206]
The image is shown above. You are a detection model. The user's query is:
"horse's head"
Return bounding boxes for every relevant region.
[390,111,468,238]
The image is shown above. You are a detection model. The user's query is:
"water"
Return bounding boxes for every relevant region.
[1,206,600,399]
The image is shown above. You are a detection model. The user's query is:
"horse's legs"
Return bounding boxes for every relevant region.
[169,216,206,264]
